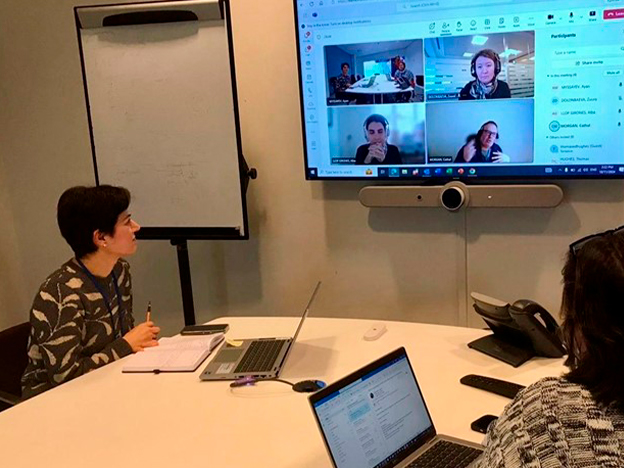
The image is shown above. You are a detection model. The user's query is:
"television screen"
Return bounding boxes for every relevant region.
[294,0,624,180]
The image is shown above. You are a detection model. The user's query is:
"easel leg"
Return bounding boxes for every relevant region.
[171,239,196,326]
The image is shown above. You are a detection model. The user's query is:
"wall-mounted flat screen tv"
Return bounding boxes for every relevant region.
[294,0,624,181]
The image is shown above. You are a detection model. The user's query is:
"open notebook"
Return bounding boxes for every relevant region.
[122,333,225,373]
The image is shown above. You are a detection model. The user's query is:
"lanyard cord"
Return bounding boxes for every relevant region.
[76,259,125,339]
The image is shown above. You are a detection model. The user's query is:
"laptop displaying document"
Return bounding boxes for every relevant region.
[200,281,321,381]
[309,348,484,468]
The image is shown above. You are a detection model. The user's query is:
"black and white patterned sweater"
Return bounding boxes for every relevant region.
[474,376,624,468]
[21,258,135,399]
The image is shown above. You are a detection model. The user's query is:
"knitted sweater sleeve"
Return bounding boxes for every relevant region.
[28,280,133,389]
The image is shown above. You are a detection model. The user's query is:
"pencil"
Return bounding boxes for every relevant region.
[146,302,152,323]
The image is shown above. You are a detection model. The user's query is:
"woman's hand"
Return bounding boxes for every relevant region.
[364,144,386,164]
[492,152,510,163]
[462,139,477,162]
[123,321,161,352]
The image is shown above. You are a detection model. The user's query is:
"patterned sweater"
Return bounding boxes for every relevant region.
[474,377,624,468]
[21,258,135,399]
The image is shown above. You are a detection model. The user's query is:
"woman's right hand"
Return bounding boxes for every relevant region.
[462,139,476,162]
[123,321,161,352]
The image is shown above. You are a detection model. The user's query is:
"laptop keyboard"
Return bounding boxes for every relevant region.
[234,339,287,373]
[406,440,482,468]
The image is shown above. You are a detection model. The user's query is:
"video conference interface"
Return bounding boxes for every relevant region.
[296,0,624,180]
[312,355,432,468]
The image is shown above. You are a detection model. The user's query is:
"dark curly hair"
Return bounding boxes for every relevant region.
[561,230,624,410]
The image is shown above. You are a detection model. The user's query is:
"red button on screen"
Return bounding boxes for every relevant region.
[604,8,624,20]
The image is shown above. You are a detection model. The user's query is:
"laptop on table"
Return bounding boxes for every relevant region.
[309,347,484,468]
[200,281,321,381]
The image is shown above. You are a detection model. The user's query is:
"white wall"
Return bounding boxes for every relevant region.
[0,155,29,329]
[355,44,423,77]
[1,0,624,336]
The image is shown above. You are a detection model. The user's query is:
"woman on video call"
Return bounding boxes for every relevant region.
[393,57,415,87]
[459,49,511,100]
[454,121,510,163]
[355,114,402,165]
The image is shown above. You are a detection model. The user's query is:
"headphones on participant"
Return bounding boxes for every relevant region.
[476,121,500,142]
[470,49,502,79]
[363,114,390,141]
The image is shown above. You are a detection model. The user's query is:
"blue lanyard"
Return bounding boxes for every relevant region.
[76,259,125,338]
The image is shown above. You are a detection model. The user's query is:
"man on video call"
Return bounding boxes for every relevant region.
[454,121,511,163]
[355,114,402,165]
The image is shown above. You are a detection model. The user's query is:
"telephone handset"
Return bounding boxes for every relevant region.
[508,299,566,358]
[468,292,566,367]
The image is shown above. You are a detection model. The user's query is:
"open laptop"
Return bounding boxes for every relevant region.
[200,281,321,381]
[309,347,484,468]
[360,76,376,88]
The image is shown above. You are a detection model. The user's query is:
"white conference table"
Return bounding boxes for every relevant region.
[344,75,423,103]
[347,75,413,94]
[0,317,565,467]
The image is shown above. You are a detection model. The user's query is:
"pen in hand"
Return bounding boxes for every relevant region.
[146,301,152,323]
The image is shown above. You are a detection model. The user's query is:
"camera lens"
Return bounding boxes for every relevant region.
[441,187,465,211]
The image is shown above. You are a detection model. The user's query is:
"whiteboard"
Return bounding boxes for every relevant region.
[76,0,247,238]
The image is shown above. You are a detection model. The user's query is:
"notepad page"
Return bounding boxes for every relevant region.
[123,347,209,371]
[122,333,224,372]
[156,334,224,350]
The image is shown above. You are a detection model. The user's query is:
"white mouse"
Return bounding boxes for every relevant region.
[363,323,387,341]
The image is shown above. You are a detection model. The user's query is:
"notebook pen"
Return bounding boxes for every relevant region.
[146,302,152,323]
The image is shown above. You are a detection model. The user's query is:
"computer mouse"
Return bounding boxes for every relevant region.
[293,379,326,393]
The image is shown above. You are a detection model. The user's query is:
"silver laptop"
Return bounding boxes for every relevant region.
[200,282,321,381]
[309,347,484,468]
[361,76,376,87]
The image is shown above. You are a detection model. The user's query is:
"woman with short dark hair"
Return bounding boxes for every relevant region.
[475,226,624,467]
[459,49,511,100]
[21,185,160,399]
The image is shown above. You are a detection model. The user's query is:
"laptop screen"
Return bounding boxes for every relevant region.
[310,348,435,468]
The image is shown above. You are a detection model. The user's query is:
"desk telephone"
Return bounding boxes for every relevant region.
[468,292,566,367]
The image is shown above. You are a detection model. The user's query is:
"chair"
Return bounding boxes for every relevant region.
[328,77,337,98]
[0,322,30,411]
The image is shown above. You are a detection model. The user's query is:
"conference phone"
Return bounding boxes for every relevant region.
[468,292,566,367]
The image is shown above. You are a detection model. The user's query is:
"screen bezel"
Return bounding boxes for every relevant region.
[309,347,437,468]
[293,0,624,183]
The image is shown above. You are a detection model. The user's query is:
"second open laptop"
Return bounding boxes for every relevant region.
[200,281,321,381]
[309,347,484,468]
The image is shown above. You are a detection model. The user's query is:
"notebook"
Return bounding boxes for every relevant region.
[309,347,483,468]
[122,333,225,373]
[200,281,321,381]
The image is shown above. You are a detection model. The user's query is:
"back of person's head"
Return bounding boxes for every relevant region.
[561,229,624,410]
[57,185,131,258]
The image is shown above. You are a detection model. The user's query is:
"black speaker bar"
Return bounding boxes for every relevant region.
[103,10,199,26]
